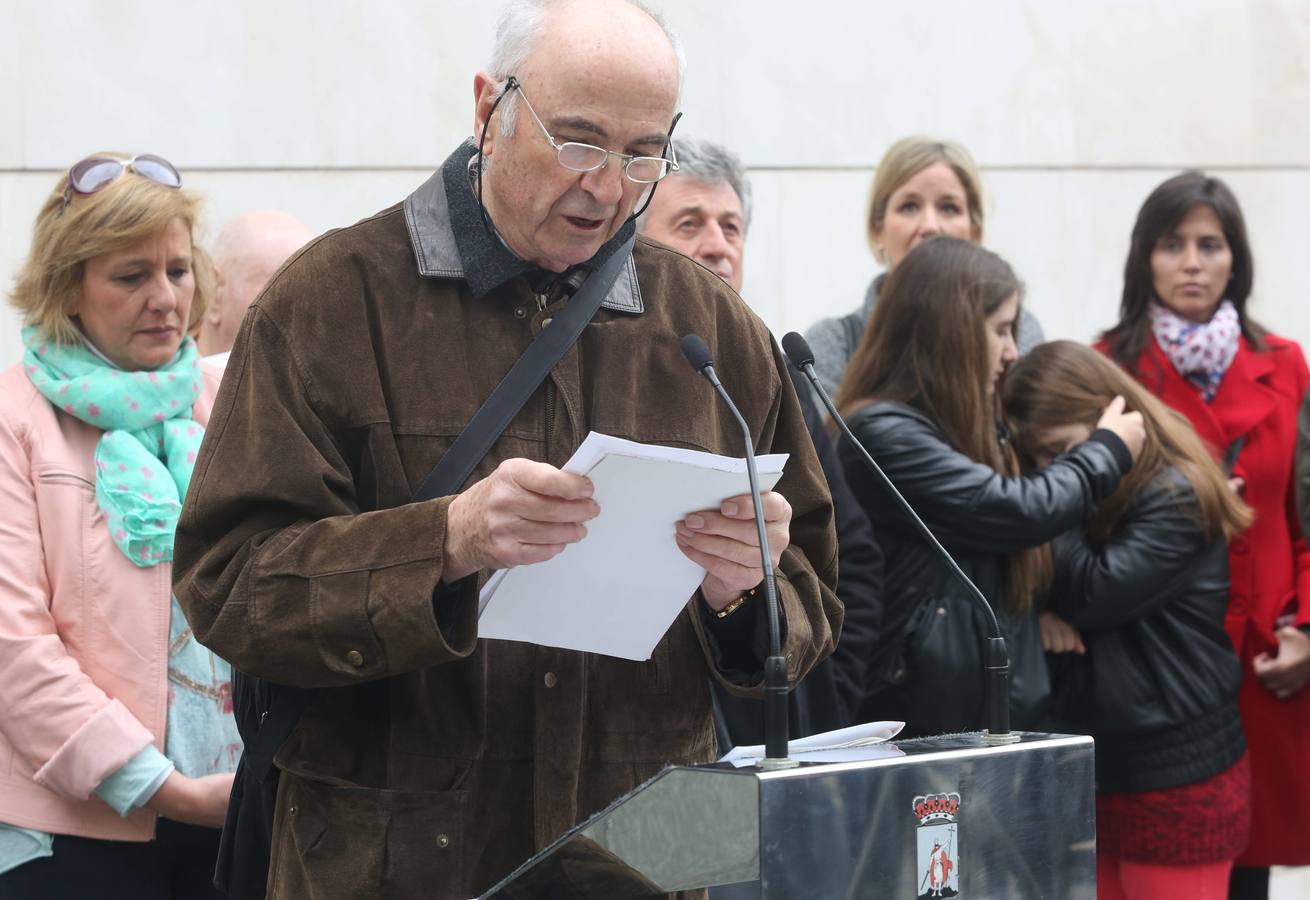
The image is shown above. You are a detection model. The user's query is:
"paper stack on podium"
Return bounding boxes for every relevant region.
[477,432,787,660]
[719,721,906,768]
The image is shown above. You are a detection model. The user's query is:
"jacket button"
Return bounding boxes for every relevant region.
[289,804,299,817]
[513,306,528,319]
[436,833,450,849]
[345,650,364,667]
[543,671,558,688]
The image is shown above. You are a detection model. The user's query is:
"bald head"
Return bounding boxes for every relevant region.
[528,0,679,88]
[200,210,313,356]
[489,0,682,134]
[473,0,683,272]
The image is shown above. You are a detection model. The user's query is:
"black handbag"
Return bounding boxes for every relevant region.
[882,589,1049,736]
[214,236,634,899]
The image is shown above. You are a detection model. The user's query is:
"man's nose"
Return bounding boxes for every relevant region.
[579,158,626,205]
[697,222,730,261]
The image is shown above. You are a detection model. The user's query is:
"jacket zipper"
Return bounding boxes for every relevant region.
[545,382,556,451]
[534,291,555,449]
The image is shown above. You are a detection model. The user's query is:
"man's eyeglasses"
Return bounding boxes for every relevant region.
[510,77,679,185]
[63,154,182,210]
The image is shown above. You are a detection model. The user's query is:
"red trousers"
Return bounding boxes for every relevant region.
[1096,855,1233,900]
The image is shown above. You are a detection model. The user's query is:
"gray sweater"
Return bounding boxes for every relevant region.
[803,274,1046,397]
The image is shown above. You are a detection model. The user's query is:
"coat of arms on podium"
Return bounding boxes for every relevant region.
[913,792,960,898]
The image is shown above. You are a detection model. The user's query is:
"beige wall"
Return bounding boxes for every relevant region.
[3,0,1309,370]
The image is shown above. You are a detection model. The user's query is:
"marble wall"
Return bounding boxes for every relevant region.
[2,0,1308,370]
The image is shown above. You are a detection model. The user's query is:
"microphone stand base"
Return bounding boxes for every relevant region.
[982,730,1022,746]
[757,756,800,770]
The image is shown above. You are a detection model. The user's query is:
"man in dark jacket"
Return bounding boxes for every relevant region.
[641,137,885,742]
[172,2,840,898]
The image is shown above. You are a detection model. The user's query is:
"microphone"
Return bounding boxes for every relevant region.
[679,334,795,768]
[781,332,1018,745]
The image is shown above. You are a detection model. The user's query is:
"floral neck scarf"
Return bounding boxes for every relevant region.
[22,327,205,566]
[1150,300,1241,402]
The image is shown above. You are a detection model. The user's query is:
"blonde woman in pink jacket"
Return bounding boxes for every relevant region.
[0,155,239,898]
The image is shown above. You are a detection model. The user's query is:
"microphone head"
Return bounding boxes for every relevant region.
[680,334,714,372]
[781,332,815,368]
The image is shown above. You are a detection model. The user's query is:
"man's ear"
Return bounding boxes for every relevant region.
[473,72,501,157]
[206,266,225,327]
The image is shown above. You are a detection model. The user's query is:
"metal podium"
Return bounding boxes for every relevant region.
[481,731,1095,899]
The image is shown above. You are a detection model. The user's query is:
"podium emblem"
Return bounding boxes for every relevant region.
[913,792,960,898]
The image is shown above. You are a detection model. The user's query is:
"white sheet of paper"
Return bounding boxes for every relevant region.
[719,721,906,768]
[477,432,787,660]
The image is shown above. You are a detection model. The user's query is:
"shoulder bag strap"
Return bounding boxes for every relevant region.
[413,233,634,501]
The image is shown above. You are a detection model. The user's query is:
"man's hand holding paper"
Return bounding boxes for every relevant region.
[676,491,792,610]
[474,433,792,659]
[443,458,600,582]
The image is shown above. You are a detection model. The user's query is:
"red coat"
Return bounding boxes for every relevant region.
[1101,333,1310,866]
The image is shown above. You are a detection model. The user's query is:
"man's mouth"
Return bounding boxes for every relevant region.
[564,215,606,231]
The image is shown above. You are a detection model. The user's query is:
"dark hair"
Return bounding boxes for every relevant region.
[1004,341,1252,544]
[835,236,1046,611]
[1101,171,1264,381]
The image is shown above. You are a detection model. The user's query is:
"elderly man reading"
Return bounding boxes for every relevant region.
[173,2,839,898]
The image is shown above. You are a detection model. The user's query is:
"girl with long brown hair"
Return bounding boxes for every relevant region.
[1004,341,1252,900]
[835,237,1143,736]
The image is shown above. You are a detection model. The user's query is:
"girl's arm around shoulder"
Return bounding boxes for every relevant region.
[843,403,1130,554]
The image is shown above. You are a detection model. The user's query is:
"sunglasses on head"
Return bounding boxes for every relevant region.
[62,154,182,209]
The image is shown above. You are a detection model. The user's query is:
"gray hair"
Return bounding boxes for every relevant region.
[641,137,754,233]
[487,0,685,137]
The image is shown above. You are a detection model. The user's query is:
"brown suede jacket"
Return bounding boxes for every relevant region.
[173,142,840,900]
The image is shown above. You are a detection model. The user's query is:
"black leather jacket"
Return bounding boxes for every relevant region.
[1047,468,1246,793]
[840,401,1130,736]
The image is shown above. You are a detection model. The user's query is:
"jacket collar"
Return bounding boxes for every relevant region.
[1146,336,1276,449]
[402,139,643,314]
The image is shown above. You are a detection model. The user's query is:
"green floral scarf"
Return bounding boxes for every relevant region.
[22,327,205,567]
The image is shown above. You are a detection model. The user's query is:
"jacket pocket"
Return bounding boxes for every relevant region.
[273,773,465,899]
[37,471,96,490]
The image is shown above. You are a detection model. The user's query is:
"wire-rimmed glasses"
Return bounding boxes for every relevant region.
[512,78,680,184]
[475,75,682,236]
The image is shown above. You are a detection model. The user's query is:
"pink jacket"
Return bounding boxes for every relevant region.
[0,360,221,841]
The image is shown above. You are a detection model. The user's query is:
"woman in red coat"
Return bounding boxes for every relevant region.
[1099,171,1310,900]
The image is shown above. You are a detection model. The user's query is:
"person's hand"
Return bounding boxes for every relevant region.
[443,458,598,582]
[1038,611,1085,654]
[676,491,791,611]
[1096,396,1146,460]
[1253,626,1310,700]
[1227,476,1245,496]
[146,771,234,828]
